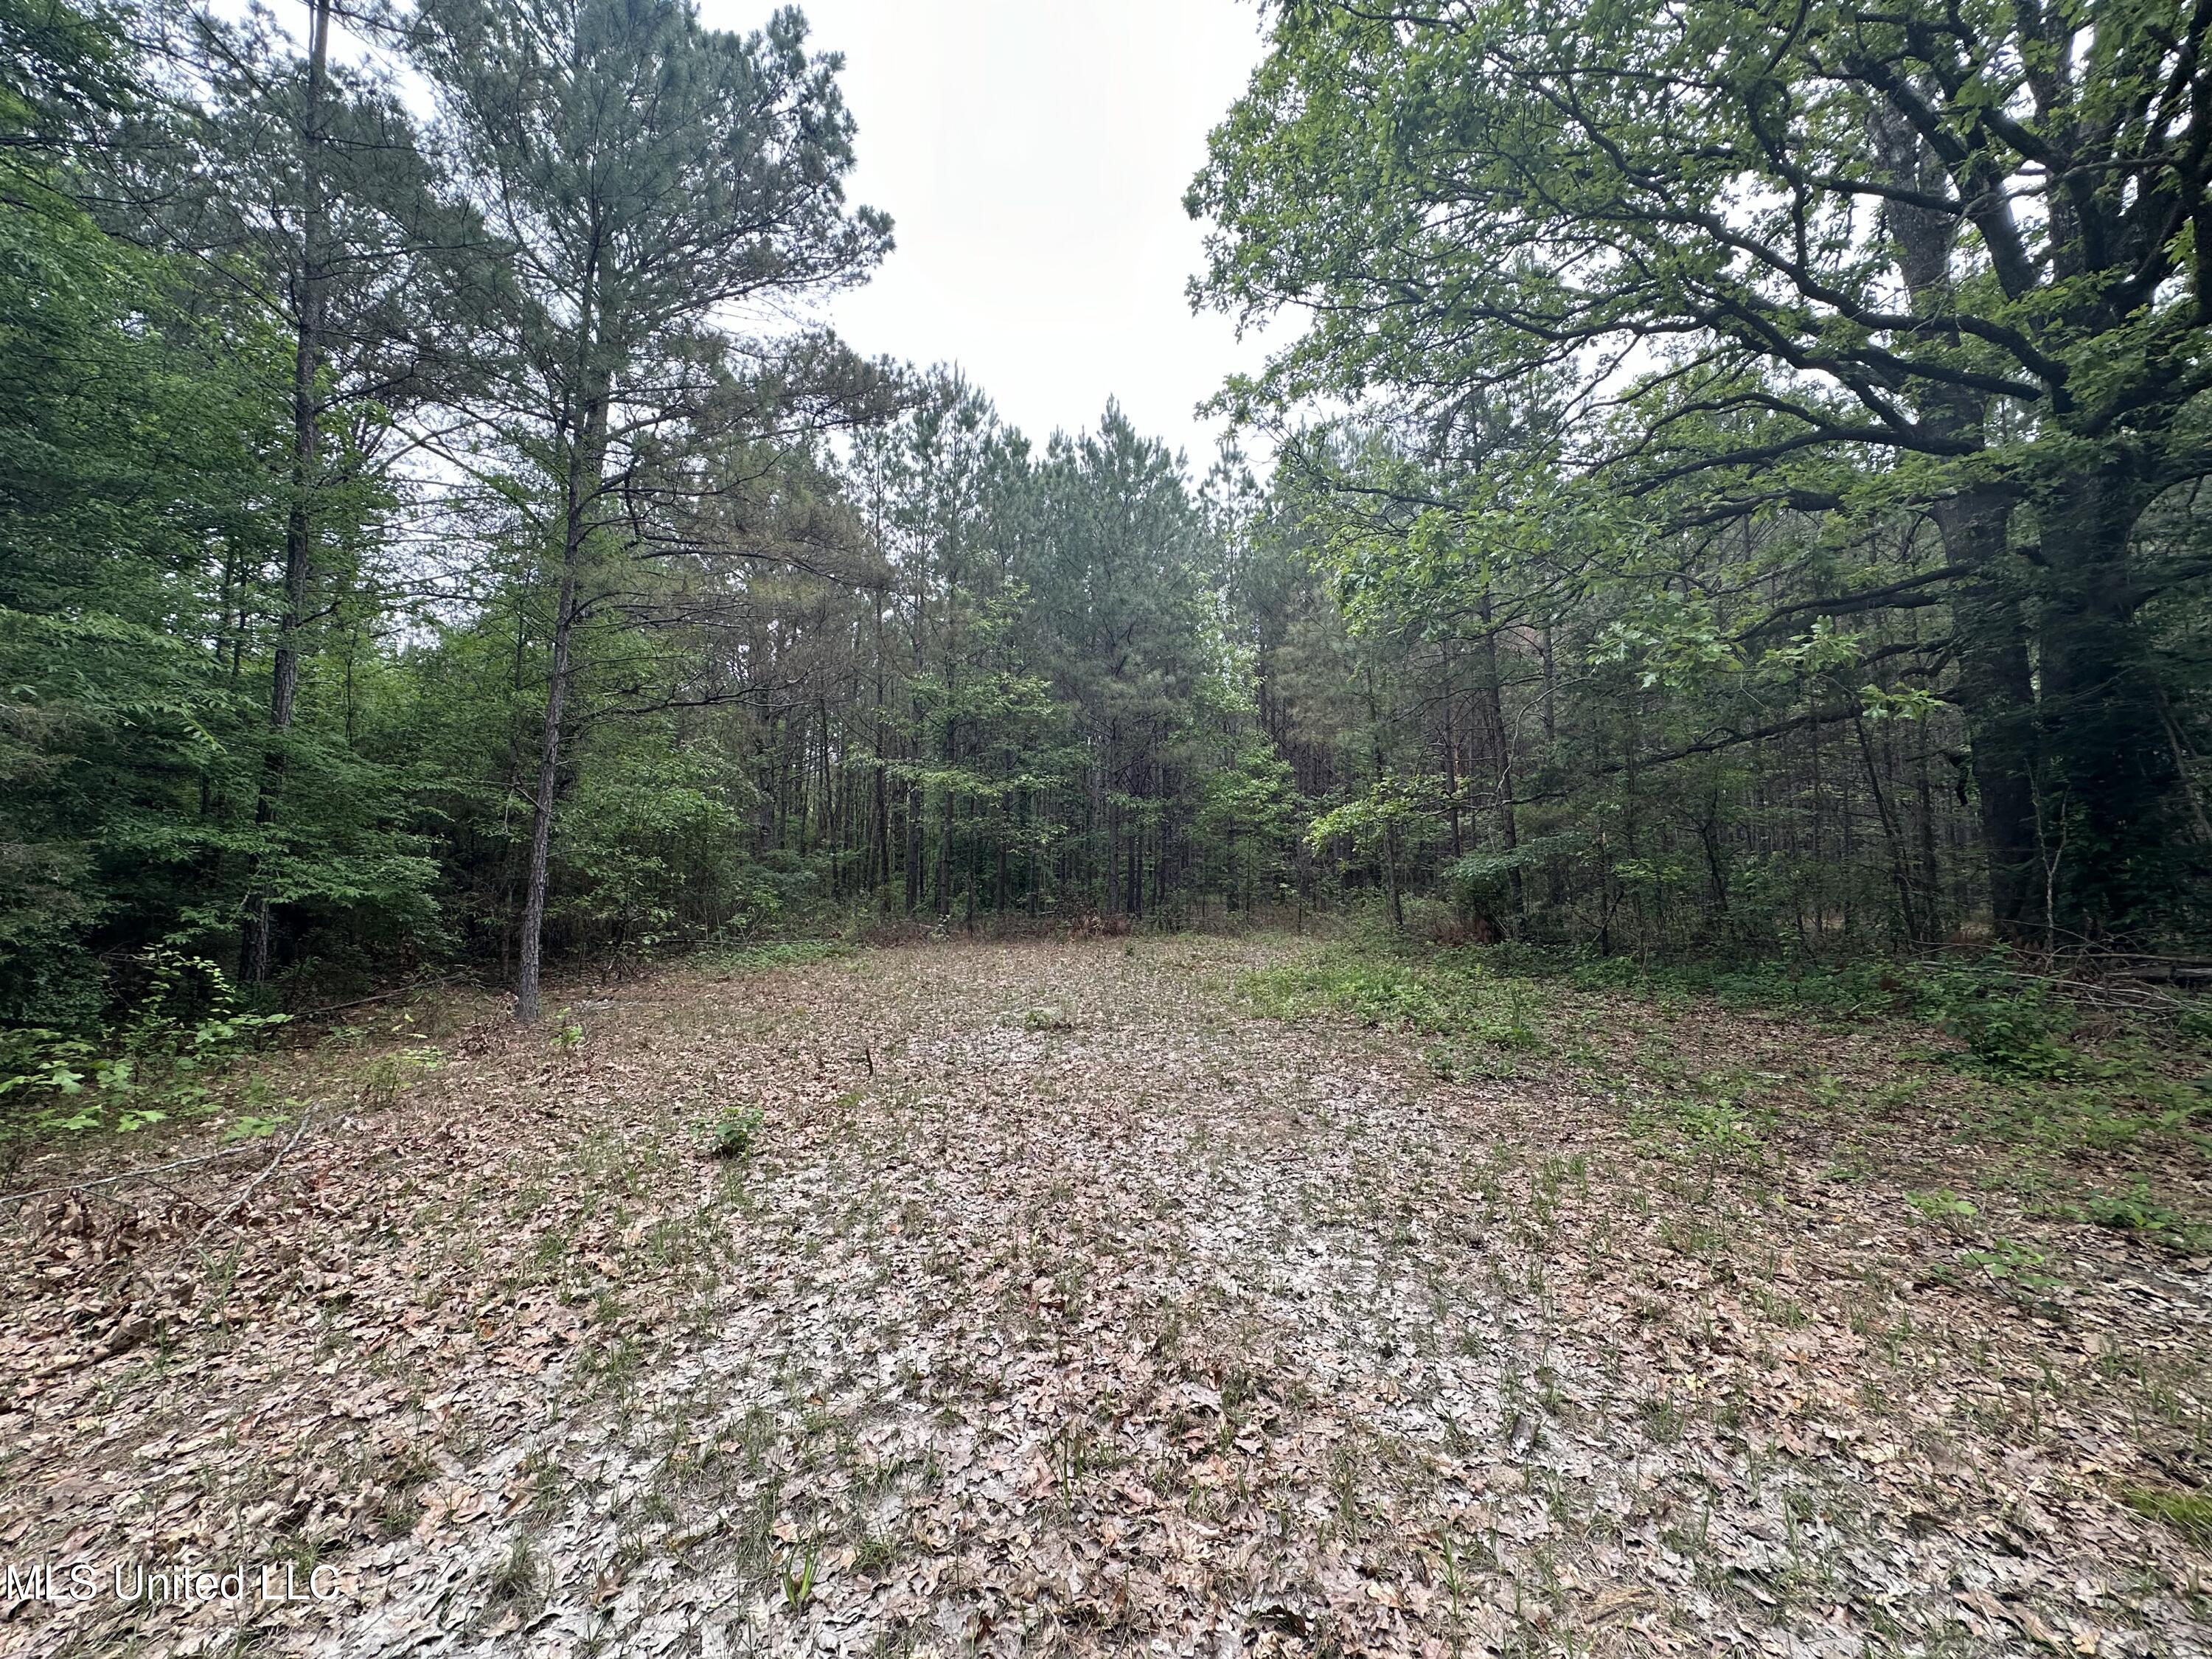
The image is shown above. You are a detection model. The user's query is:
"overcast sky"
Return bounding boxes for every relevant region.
[703,0,1279,469]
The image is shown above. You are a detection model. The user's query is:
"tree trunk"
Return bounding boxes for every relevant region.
[2034,467,2174,942]
[240,0,333,985]
[511,566,575,1022]
[1441,646,1464,859]
[1854,710,1920,946]
[1382,820,1404,931]
[935,792,953,917]
[1478,593,1523,924]
[515,566,579,1023]
[513,338,608,1021]
[1934,491,2043,941]
[904,782,922,913]
[1127,813,1142,921]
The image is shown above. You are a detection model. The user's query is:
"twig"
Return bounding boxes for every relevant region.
[1907,956,2198,1018]
[190,1105,319,1251]
[300,975,468,1018]
[133,1175,220,1218]
[0,1142,264,1208]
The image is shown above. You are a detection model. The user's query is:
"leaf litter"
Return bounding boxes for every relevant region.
[1,936,2208,1657]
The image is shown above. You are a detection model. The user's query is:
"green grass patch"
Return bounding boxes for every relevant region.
[1245,945,1546,1050]
[1245,932,2212,1186]
[1285,934,2212,1161]
[2121,1486,2212,1546]
[1458,942,2211,1078]
[2080,1181,2210,1251]
[705,939,849,977]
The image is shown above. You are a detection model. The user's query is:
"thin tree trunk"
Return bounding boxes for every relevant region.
[1854,711,1920,946]
[1478,593,1523,923]
[514,283,609,1021]
[515,565,579,1023]
[1441,645,1464,859]
[241,0,333,985]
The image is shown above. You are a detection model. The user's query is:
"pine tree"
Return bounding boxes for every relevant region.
[411,0,888,1019]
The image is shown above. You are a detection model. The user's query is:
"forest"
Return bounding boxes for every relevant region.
[5,0,2212,1653]
[7,0,2208,1046]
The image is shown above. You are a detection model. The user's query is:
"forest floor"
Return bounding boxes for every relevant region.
[4,933,2212,1658]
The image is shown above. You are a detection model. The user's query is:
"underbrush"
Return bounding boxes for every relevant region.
[1245,950,1546,1054]
[0,949,294,1179]
[1242,928,2212,1235]
[701,939,850,976]
[1452,939,2208,1062]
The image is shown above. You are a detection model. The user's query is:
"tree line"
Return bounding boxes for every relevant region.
[0,0,1314,1029]
[2,0,2207,1035]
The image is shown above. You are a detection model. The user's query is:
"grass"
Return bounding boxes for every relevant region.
[1245,931,2212,1188]
[2123,1486,2212,1547]
[1245,950,1548,1051]
[16,929,2212,1658]
[482,1536,543,1607]
[2082,1181,2212,1250]
[706,939,850,977]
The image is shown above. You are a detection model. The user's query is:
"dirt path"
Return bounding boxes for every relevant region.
[4,938,2208,1657]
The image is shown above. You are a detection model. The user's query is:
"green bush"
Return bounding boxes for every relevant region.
[1245,945,1547,1049]
[1246,951,1454,1029]
[1911,962,2080,1077]
[0,947,288,1172]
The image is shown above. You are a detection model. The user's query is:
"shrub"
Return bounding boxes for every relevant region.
[708,1103,765,1161]
[0,947,288,1172]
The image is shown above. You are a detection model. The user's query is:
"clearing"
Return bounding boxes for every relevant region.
[4,934,2210,1658]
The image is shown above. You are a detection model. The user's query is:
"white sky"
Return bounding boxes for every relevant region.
[705,0,1278,471]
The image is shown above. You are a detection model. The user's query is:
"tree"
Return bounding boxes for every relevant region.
[154,0,486,981]
[1027,406,1225,917]
[1191,0,2212,944]
[411,0,889,1019]
[2,0,1332,1017]
[0,0,293,1019]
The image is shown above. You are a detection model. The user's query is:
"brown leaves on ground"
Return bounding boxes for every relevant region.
[1,936,2208,1658]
